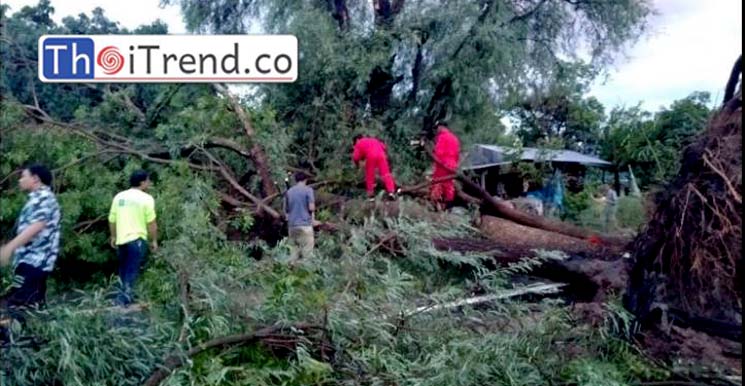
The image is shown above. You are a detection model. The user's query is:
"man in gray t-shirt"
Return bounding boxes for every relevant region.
[283,172,316,261]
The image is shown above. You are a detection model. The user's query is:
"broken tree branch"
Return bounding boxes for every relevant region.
[405,282,566,317]
[199,148,281,220]
[177,271,191,344]
[217,191,250,208]
[203,137,253,159]
[459,174,624,245]
[142,323,323,386]
[213,84,278,197]
[21,107,217,172]
[398,175,457,194]
[723,55,742,104]
[363,232,399,259]
[73,215,108,234]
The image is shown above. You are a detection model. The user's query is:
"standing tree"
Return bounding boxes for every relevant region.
[599,93,712,188]
[511,62,606,154]
[168,0,653,181]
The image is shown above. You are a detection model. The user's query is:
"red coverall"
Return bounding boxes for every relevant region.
[430,126,460,203]
[353,137,396,196]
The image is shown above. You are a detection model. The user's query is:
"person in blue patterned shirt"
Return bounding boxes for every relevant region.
[0,164,61,310]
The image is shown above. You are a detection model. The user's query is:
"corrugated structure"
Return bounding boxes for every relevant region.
[464,145,612,170]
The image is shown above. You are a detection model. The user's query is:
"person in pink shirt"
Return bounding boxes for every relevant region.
[352,135,397,200]
[430,124,460,210]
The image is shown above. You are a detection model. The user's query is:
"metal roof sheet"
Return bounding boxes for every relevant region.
[464,144,612,170]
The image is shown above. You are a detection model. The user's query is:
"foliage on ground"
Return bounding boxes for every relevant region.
[3,194,669,385]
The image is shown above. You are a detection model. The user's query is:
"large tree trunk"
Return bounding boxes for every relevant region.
[408,31,427,106]
[329,0,350,30]
[373,0,405,27]
[367,1,406,118]
[368,57,403,117]
[477,215,603,256]
[435,217,630,304]
[456,173,626,246]
[422,78,453,137]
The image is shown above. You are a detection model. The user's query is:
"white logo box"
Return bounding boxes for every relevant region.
[38,35,298,83]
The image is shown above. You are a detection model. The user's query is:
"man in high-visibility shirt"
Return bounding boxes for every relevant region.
[109,170,158,306]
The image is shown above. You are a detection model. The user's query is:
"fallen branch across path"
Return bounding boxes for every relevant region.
[143,323,324,386]
[404,282,566,317]
[398,175,457,194]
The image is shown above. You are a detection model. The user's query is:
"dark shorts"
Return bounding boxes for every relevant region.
[1,263,49,310]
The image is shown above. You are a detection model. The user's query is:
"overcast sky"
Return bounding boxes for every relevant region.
[5,0,742,111]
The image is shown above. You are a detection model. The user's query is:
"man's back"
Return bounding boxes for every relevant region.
[606,189,618,206]
[353,137,387,161]
[109,188,156,245]
[15,186,61,272]
[435,128,460,160]
[285,184,314,228]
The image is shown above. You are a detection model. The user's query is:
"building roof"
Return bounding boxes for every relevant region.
[463,144,612,170]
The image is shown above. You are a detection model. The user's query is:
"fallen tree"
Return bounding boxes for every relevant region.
[476,215,605,257]
[456,174,628,246]
[434,216,629,303]
[423,149,628,246]
[625,58,742,343]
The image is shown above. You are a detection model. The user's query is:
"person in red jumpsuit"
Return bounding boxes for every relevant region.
[430,124,460,209]
[352,135,397,200]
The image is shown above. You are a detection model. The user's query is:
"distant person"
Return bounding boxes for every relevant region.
[544,170,565,218]
[599,184,618,232]
[523,180,545,217]
[283,171,316,262]
[108,170,158,307]
[352,134,397,201]
[0,164,61,312]
[430,124,460,210]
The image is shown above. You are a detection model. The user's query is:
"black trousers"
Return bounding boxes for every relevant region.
[1,263,48,309]
[116,238,147,306]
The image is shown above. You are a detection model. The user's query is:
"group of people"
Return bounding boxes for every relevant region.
[0,123,462,314]
[1,166,158,318]
[350,124,461,204]
[275,123,462,263]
